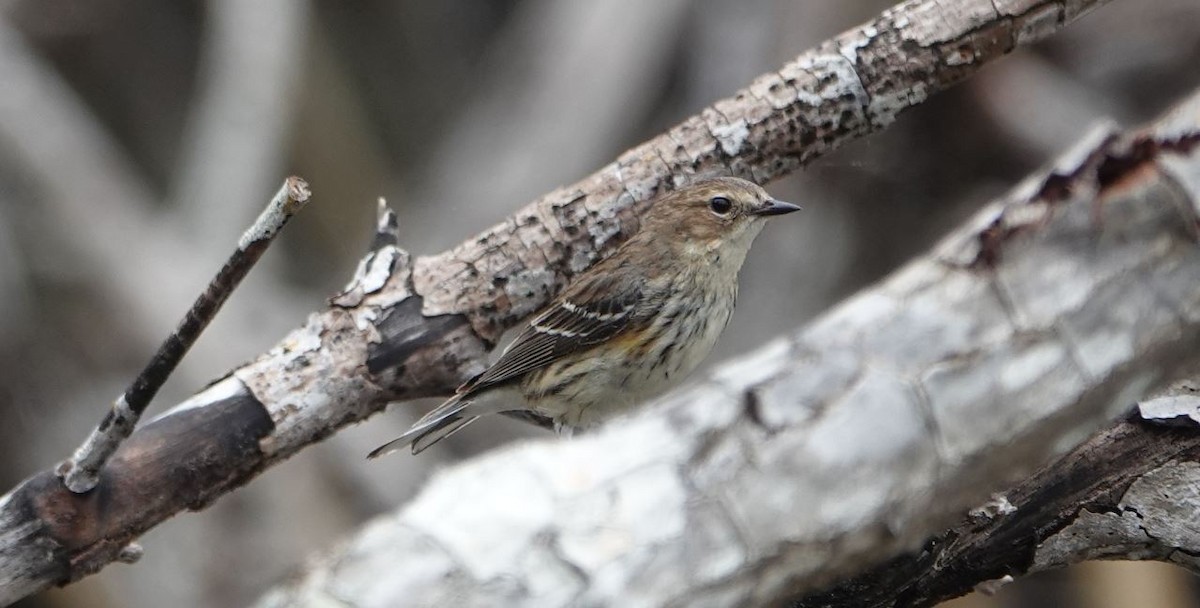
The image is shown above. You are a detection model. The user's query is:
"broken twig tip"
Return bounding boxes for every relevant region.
[286,175,311,203]
[58,178,310,494]
[239,177,313,250]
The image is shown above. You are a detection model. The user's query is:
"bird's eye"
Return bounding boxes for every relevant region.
[708,196,733,216]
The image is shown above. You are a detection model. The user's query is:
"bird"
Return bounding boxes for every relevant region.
[368,176,800,458]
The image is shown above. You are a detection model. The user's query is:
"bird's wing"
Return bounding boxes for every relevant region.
[462,270,643,393]
[367,270,643,458]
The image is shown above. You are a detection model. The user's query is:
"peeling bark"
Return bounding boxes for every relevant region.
[0,0,1121,604]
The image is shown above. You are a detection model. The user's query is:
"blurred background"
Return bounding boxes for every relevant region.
[0,1,1197,606]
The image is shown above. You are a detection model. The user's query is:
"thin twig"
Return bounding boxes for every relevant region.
[56,177,311,494]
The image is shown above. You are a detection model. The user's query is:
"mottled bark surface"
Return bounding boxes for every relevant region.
[0,0,1125,604]
[254,91,1200,607]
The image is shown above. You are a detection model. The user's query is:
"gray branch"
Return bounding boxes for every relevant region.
[0,0,1120,604]
[255,89,1200,608]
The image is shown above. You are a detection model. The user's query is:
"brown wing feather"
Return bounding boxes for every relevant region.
[461,270,642,393]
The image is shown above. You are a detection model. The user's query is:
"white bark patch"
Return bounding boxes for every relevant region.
[1139,393,1200,425]
[155,375,248,419]
[970,493,1017,520]
[796,53,870,119]
[711,119,750,157]
[358,247,397,295]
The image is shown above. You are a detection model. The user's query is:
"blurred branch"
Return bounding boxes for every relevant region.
[0,15,309,380]
[972,53,1128,158]
[0,0,1118,603]
[254,87,1200,608]
[170,0,309,244]
[0,16,174,342]
[409,0,689,250]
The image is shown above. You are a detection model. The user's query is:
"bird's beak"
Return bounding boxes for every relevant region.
[749,199,802,216]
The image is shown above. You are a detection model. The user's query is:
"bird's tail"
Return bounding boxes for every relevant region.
[367,394,480,459]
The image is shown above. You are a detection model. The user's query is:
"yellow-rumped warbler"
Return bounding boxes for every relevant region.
[369,177,799,457]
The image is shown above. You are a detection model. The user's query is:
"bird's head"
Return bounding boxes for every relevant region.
[637,177,800,265]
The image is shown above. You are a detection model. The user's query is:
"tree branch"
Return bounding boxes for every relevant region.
[0,0,1117,603]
